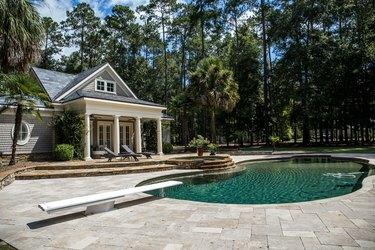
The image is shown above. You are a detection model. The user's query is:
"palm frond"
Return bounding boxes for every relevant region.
[0,73,50,117]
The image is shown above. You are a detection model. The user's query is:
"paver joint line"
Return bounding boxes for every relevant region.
[0,153,374,249]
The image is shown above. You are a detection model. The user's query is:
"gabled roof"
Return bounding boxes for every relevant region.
[31,63,164,109]
[53,63,107,100]
[32,64,108,101]
[31,67,76,100]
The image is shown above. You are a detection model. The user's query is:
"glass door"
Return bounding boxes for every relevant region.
[120,122,134,150]
[98,122,112,150]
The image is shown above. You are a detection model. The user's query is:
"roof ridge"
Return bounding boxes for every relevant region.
[53,63,109,101]
[32,67,76,76]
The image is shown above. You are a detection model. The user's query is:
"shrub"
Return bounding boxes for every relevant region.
[52,110,84,158]
[143,121,157,151]
[54,144,74,161]
[163,142,173,154]
[207,143,219,152]
[189,135,210,149]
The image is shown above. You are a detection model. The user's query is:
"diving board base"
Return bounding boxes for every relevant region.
[85,201,115,215]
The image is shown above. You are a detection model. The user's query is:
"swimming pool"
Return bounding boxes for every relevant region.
[143,157,372,204]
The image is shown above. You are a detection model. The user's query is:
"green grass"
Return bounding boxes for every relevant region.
[0,240,16,250]
[241,145,375,154]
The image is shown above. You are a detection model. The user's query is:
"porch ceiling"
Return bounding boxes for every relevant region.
[90,114,135,122]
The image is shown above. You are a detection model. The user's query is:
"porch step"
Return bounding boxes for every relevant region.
[15,164,176,180]
[35,160,165,170]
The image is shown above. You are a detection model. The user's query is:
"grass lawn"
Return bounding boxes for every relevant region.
[0,240,15,250]
[241,145,375,154]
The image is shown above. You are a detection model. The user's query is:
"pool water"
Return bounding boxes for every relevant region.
[145,157,371,204]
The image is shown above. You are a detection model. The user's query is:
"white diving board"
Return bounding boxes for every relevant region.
[38,180,182,215]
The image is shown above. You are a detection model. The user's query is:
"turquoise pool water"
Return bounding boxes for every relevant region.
[145,157,371,204]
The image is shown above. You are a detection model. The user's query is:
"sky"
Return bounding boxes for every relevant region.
[35,0,256,58]
[36,0,149,22]
[36,0,149,57]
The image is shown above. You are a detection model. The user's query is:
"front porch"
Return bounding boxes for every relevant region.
[83,114,163,160]
[64,97,166,161]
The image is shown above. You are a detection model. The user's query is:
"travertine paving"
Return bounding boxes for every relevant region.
[0,154,374,249]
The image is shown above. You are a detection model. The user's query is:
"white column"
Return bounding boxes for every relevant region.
[84,113,91,161]
[156,118,163,155]
[135,117,142,153]
[113,115,120,154]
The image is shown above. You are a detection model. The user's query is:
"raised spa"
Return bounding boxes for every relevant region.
[143,157,372,204]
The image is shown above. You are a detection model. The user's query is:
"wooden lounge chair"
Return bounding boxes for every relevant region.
[103,147,139,162]
[121,144,153,159]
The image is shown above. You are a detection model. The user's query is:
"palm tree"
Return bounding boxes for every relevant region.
[0,73,49,165]
[189,57,239,143]
[0,0,43,73]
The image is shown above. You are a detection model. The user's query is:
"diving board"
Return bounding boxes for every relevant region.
[38,181,182,215]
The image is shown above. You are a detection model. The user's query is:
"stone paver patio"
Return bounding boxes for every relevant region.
[0,154,374,249]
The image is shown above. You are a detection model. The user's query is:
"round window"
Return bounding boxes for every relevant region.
[11,122,31,145]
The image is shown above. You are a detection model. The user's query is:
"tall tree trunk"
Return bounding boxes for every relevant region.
[180,33,187,89]
[182,107,188,149]
[9,104,23,165]
[261,0,270,144]
[210,110,216,143]
[161,11,168,105]
[200,15,205,59]
[80,15,85,70]
[314,127,318,143]
[1,37,11,73]
[344,125,348,143]
[250,130,253,146]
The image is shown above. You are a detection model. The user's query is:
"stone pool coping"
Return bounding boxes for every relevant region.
[143,153,375,208]
[0,153,374,249]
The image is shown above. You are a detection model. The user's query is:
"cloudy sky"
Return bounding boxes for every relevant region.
[35,0,149,56]
[36,0,149,22]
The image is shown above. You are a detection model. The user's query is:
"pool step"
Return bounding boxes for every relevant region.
[200,157,236,170]
[15,164,176,180]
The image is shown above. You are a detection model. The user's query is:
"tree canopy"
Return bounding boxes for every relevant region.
[1,0,374,147]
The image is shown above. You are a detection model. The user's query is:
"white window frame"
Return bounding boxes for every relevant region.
[97,121,112,149]
[95,78,116,94]
[11,121,31,145]
[120,122,134,150]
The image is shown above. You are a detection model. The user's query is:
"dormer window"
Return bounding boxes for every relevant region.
[96,80,105,91]
[95,79,116,94]
[107,81,114,92]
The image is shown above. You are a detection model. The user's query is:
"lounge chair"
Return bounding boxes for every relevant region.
[121,144,153,159]
[103,147,139,162]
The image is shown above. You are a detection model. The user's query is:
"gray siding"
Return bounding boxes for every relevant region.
[81,70,129,97]
[0,114,54,155]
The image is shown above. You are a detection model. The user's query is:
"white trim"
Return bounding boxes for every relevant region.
[11,121,31,146]
[0,105,55,116]
[97,121,113,149]
[55,63,109,101]
[83,97,166,110]
[120,122,134,150]
[95,78,117,94]
[106,64,138,99]
[55,63,138,101]
[0,104,55,112]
